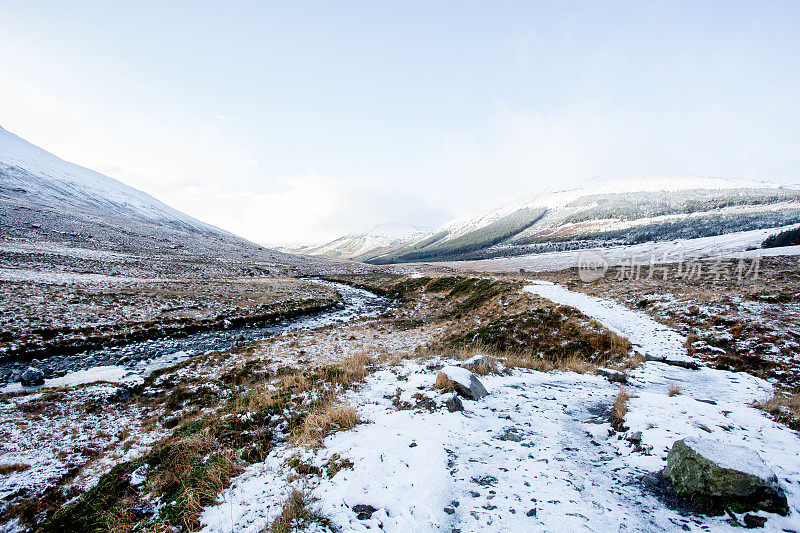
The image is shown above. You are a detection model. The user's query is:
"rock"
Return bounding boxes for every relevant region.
[628,431,643,445]
[20,366,45,386]
[352,504,377,520]
[114,387,132,401]
[130,464,149,486]
[743,514,768,528]
[499,428,522,442]
[526,508,537,517]
[444,393,464,412]
[460,355,494,375]
[444,506,455,515]
[664,438,788,515]
[644,355,699,370]
[438,366,488,400]
[596,367,627,384]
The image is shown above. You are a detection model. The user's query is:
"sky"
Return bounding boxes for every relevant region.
[1,1,799,246]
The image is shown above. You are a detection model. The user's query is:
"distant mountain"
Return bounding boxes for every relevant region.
[368,177,800,264]
[290,223,432,261]
[0,126,323,276]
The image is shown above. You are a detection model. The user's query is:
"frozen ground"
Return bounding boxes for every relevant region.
[197,282,800,532]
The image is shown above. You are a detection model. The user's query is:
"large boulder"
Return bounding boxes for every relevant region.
[664,438,788,515]
[437,366,488,400]
[20,366,45,386]
[460,355,495,375]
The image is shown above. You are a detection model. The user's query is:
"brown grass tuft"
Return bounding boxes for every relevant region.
[266,490,329,533]
[434,372,456,392]
[611,387,635,432]
[754,390,800,430]
[668,383,681,397]
[0,463,30,475]
[293,402,359,448]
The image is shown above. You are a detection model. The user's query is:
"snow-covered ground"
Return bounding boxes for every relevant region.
[200,359,799,532]
[197,282,800,532]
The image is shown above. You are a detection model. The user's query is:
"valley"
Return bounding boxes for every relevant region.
[2,127,800,532]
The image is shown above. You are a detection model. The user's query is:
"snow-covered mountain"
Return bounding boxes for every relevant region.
[0,125,319,275]
[368,177,800,264]
[290,223,431,261]
[0,125,227,234]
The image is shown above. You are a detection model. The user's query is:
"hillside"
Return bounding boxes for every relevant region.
[0,126,330,277]
[367,178,800,264]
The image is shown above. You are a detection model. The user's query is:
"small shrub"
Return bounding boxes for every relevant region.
[762,227,800,248]
[668,384,681,397]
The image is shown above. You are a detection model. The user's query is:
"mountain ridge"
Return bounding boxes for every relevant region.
[356,177,800,264]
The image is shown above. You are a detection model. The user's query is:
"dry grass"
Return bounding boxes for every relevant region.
[231,383,284,416]
[280,372,313,393]
[434,372,456,392]
[182,453,244,529]
[0,463,30,475]
[502,353,556,372]
[340,352,372,381]
[265,489,329,533]
[588,329,632,357]
[611,387,635,432]
[292,401,360,449]
[754,390,800,429]
[618,353,647,370]
[668,383,682,397]
[148,442,245,531]
[322,352,374,388]
[500,352,599,374]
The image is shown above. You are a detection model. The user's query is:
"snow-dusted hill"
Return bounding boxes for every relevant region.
[369,177,800,264]
[0,126,332,276]
[291,223,432,261]
[0,126,234,237]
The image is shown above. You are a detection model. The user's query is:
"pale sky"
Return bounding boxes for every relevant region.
[1,1,799,245]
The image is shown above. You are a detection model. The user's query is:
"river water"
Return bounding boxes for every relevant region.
[1,280,395,392]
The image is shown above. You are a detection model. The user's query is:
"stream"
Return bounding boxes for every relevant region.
[1,280,395,392]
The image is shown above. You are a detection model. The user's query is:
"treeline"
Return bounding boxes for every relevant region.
[762,227,800,248]
[557,189,800,226]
